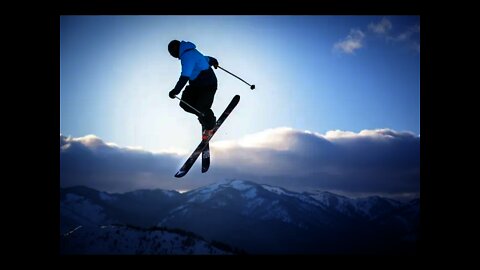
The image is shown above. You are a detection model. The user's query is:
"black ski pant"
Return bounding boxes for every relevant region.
[179,84,217,130]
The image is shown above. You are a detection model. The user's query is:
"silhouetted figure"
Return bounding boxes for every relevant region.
[168,40,219,140]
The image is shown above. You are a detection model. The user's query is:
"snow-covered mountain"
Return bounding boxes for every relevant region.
[60,186,182,234]
[60,180,419,254]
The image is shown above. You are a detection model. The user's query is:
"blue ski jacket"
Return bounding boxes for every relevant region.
[171,41,217,94]
[179,41,209,79]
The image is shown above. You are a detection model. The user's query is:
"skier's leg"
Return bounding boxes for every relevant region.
[179,86,201,116]
[197,87,217,130]
[179,85,209,128]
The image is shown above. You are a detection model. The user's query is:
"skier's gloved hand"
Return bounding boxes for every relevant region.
[169,76,189,99]
[169,89,180,99]
[209,57,219,69]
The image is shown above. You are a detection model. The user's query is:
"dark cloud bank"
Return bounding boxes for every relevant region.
[60,127,419,200]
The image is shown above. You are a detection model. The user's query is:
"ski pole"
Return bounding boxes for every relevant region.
[175,96,205,117]
[218,65,255,90]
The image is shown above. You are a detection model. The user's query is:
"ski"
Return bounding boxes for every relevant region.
[201,127,210,173]
[175,95,240,178]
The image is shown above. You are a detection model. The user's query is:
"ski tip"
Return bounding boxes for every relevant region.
[230,95,240,106]
[174,171,186,178]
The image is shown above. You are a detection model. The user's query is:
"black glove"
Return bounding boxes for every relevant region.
[169,76,189,99]
[209,57,219,69]
[169,89,180,99]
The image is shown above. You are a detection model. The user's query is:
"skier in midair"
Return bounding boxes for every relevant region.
[168,40,219,140]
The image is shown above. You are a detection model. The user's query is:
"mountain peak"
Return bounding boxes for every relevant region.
[197,179,259,193]
[223,179,258,190]
[221,178,256,186]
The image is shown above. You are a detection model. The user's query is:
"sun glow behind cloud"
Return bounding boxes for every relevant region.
[211,127,418,151]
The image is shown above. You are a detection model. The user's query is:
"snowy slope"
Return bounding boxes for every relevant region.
[60,186,182,234]
[61,225,232,255]
[309,191,404,219]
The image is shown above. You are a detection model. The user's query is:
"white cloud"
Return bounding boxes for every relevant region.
[60,127,420,198]
[333,29,365,54]
[324,130,359,139]
[71,134,105,148]
[384,24,420,54]
[326,128,417,140]
[210,128,419,196]
[236,127,296,150]
[387,24,420,42]
[334,18,419,54]
[368,17,392,34]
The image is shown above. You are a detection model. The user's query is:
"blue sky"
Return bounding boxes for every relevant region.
[60,15,420,153]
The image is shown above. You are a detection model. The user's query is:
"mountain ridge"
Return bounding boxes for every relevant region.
[60,179,419,254]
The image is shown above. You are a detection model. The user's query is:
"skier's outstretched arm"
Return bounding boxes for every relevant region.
[169,76,189,99]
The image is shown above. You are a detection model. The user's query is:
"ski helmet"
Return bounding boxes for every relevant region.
[168,40,180,58]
